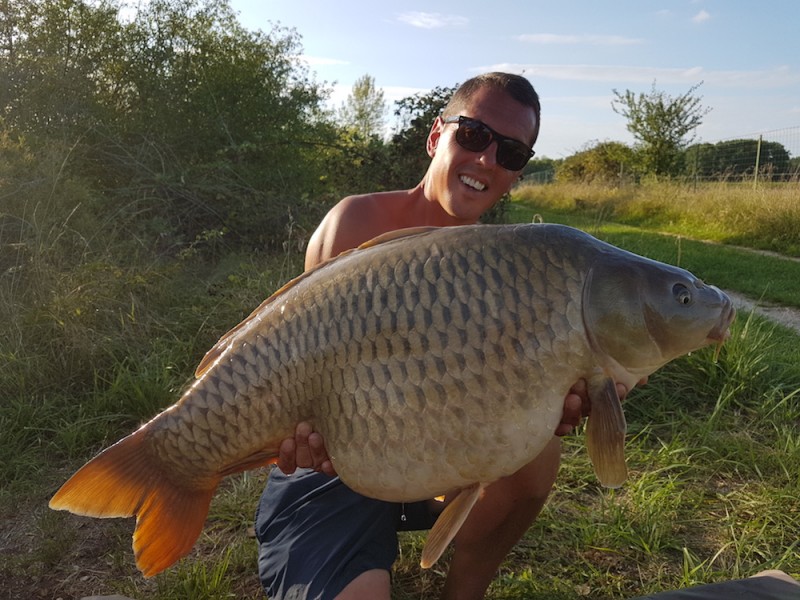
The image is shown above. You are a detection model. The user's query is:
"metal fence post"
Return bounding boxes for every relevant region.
[753,134,762,189]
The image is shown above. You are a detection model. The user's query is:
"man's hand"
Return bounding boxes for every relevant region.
[555,377,647,436]
[277,422,337,477]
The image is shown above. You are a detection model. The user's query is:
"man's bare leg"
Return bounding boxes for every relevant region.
[334,568,391,600]
[440,436,562,600]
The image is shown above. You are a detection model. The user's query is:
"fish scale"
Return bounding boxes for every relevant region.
[50,223,735,577]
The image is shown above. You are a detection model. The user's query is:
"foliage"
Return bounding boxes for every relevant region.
[555,141,639,183]
[0,0,333,250]
[685,139,792,181]
[388,84,456,188]
[4,3,799,597]
[612,82,710,176]
[338,73,387,140]
[522,157,558,183]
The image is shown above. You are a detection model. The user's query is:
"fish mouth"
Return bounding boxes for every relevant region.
[705,295,736,344]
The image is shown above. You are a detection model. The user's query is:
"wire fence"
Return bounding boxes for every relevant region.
[690,125,800,183]
[525,125,800,185]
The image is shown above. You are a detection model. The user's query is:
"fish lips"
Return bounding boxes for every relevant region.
[705,289,736,343]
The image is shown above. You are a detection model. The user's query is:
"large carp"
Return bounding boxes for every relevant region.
[50,223,735,577]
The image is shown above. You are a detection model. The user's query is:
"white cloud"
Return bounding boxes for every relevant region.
[692,10,711,24]
[396,11,468,29]
[517,33,644,46]
[300,55,349,67]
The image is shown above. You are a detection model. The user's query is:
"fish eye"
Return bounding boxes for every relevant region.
[673,283,692,305]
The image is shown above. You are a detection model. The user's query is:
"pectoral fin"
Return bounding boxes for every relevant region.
[420,482,483,568]
[586,376,628,488]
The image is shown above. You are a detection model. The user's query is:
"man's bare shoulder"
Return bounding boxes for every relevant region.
[326,191,419,240]
[305,190,417,268]
[335,190,415,219]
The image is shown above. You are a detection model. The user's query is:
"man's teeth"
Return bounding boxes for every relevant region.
[460,175,486,191]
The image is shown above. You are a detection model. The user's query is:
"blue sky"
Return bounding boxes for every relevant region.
[229,1,800,159]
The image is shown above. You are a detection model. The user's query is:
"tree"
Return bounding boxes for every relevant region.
[556,141,638,183]
[685,139,791,181]
[339,74,386,140]
[522,157,558,184]
[0,0,125,141]
[387,85,456,188]
[0,0,333,249]
[612,81,710,176]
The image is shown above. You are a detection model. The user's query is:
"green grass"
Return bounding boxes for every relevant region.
[445,313,800,599]
[509,202,800,308]
[2,180,800,598]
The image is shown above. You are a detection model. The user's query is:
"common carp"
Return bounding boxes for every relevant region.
[50,223,735,577]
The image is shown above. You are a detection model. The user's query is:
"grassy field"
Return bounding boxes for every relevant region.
[2,182,799,599]
[514,179,800,257]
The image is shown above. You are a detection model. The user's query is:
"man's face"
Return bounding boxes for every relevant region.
[425,86,538,224]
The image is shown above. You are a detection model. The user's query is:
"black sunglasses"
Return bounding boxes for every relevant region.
[442,115,534,171]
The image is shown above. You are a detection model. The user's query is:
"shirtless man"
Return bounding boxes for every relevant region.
[255,72,600,600]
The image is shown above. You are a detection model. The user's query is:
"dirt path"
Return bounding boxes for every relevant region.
[725,290,800,336]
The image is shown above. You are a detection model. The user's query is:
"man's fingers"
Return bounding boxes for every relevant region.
[555,393,584,437]
[308,432,326,464]
[293,421,315,469]
[276,421,337,475]
[319,460,337,477]
[278,437,297,474]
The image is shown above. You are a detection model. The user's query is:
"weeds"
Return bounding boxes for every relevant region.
[2,156,799,597]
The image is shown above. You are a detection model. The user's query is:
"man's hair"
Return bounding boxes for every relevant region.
[442,72,541,145]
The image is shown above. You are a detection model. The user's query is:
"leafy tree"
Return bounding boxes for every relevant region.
[0,0,125,142]
[685,139,791,181]
[612,81,710,176]
[338,74,386,140]
[790,156,800,178]
[556,141,638,183]
[522,157,558,183]
[387,84,456,188]
[0,0,333,249]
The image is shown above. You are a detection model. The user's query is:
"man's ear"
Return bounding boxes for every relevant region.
[426,116,444,158]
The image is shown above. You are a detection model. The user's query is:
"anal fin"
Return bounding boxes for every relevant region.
[420,483,483,568]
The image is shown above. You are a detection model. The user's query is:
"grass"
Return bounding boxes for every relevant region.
[514,179,800,256]
[2,178,800,598]
[508,201,800,309]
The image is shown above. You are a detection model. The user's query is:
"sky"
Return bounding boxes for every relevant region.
[228,0,800,159]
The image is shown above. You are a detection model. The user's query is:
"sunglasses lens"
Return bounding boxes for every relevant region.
[456,119,493,152]
[497,142,531,171]
[451,116,532,171]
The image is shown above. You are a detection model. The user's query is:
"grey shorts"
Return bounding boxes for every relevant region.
[254,468,437,600]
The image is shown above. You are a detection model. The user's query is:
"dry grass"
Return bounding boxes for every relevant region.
[515,180,800,255]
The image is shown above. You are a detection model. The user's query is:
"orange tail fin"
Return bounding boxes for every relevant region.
[49,428,219,577]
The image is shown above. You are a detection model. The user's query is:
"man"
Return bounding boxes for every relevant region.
[255,72,608,600]
[254,71,800,600]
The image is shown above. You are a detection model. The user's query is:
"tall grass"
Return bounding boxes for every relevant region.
[2,142,799,597]
[514,179,800,256]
